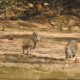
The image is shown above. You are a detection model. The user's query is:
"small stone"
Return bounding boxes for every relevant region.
[74,58,79,63]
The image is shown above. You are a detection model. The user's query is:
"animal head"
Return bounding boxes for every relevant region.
[69,40,77,44]
[67,40,77,49]
[32,32,41,41]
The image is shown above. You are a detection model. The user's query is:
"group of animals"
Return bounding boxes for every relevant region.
[8,32,78,59]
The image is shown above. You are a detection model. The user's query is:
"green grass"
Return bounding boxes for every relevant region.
[0,66,69,80]
[0,66,39,80]
[39,71,68,80]
[75,72,80,79]
[0,66,80,80]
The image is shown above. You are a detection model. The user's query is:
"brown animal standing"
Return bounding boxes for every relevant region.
[22,32,41,55]
[65,40,78,58]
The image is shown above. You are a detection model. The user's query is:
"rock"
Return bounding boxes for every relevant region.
[74,57,80,63]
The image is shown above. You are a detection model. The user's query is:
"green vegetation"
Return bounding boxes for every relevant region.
[0,66,79,80]
[0,0,79,32]
[0,66,68,80]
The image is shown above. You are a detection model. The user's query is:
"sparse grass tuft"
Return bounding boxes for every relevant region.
[0,66,69,80]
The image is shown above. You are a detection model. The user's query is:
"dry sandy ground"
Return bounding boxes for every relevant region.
[0,33,80,70]
[0,20,80,79]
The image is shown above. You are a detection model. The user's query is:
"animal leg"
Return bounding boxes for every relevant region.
[26,48,30,56]
[73,54,75,57]
[72,51,76,57]
[22,48,25,54]
[27,48,32,56]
